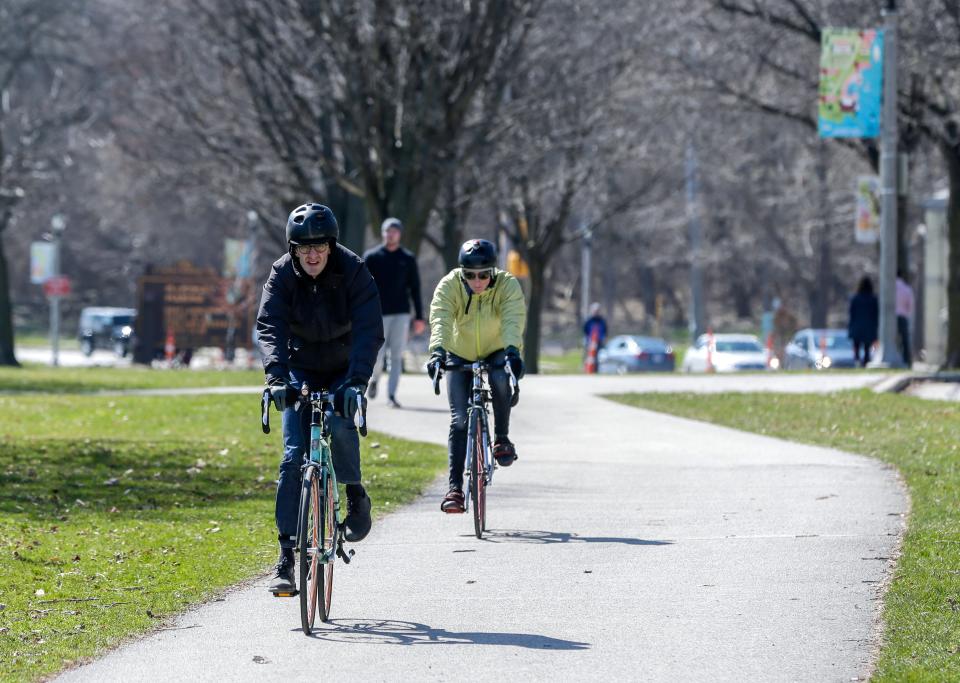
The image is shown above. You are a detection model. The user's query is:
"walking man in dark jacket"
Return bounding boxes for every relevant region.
[257,203,384,595]
[363,217,425,408]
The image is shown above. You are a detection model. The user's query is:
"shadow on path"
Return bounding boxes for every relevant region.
[472,529,674,546]
[299,619,590,649]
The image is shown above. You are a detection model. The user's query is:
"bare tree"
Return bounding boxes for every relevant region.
[0,0,106,365]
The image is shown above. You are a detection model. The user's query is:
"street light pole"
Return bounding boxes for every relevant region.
[580,224,593,324]
[878,0,900,365]
[49,214,66,367]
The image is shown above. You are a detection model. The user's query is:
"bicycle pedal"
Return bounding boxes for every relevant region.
[271,590,298,598]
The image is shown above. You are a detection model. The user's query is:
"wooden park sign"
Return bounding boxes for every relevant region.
[132,261,257,364]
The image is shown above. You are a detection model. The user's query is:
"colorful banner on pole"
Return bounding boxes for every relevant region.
[854,175,881,244]
[30,242,56,284]
[223,238,252,278]
[818,28,884,138]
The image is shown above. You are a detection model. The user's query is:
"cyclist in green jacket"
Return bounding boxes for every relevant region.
[427,239,526,513]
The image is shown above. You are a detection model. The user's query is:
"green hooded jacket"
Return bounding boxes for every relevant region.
[428,268,526,360]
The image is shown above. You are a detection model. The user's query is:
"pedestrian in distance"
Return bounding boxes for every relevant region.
[426,239,526,514]
[896,269,914,367]
[256,202,384,595]
[848,275,879,367]
[363,217,425,408]
[582,302,608,350]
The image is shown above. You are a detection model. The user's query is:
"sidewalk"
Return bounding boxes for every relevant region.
[57,373,905,682]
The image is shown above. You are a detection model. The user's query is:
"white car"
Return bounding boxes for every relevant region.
[681,333,769,373]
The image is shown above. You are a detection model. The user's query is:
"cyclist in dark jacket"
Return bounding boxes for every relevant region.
[257,202,384,595]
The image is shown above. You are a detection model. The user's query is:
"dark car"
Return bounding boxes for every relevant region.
[783,328,857,370]
[78,307,136,357]
[597,335,675,373]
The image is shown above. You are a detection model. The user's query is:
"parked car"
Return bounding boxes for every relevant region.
[597,335,675,373]
[783,328,857,369]
[78,307,136,357]
[681,333,768,373]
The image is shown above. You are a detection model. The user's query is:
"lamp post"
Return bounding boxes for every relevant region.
[579,223,593,324]
[48,214,66,367]
[877,0,900,365]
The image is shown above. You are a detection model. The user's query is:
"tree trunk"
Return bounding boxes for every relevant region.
[944,141,960,368]
[523,254,545,375]
[0,232,20,367]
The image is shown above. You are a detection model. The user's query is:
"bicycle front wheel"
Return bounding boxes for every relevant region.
[319,469,335,622]
[298,465,321,634]
[468,413,486,539]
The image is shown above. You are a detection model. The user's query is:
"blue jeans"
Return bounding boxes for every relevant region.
[276,367,361,548]
[445,349,511,490]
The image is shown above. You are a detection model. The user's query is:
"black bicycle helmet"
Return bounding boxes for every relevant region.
[458,239,497,269]
[286,203,339,245]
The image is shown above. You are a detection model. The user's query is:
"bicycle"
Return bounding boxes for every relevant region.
[432,358,518,539]
[260,383,367,634]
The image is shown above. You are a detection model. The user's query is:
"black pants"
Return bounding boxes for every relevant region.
[897,315,912,366]
[852,339,873,367]
[445,349,511,490]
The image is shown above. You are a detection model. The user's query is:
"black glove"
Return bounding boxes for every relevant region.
[504,346,524,379]
[427,348,446,381]
[265,364,289,387]
[334,377,367,420]
[264,365,291,411]
[269,384,291,411]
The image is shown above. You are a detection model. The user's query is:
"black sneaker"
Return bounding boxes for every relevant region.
[344,491,372,542]
[367,381,377,399]
[441,487,465,513]
[493,437,518,467]
[387,395,402,409]
[268,549,296,595]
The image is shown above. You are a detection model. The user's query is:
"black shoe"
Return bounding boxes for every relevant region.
[441,487,465,513]
[387,395,401,409]
[268,549,296,594]
[344,491,372,542]
[493,437,518,467]
[368,381,377,399]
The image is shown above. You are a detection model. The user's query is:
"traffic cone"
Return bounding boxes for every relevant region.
[584,326,599,374]
[706,327,715,373]
[164,330,176,362]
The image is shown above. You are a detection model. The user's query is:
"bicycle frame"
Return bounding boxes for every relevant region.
[463,363,495,511]
[306,394,341,564]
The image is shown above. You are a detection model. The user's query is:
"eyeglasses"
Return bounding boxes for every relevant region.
[295,242,330,255]
[462,269,492,281]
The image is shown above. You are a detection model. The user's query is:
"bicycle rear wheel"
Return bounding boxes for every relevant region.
[469,413,486,539]
[319,470,335,622]
[298,465,321,634]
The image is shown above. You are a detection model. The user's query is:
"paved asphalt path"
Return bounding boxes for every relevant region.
[58,373,905,682]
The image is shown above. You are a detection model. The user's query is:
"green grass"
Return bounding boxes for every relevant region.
[609,390,960,681]
[0,393,446,680]
[0,365,262,393]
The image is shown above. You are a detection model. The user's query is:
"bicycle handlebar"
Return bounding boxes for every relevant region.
[260,384,368,437]
[430,359,519,406]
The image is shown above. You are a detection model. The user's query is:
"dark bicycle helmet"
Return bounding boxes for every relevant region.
[458,239,497,269]
[286,203,339,245]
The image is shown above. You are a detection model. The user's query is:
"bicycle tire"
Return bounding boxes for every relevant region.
[319,470,335,622]
[298,465,321,634]
[469,412,485,539]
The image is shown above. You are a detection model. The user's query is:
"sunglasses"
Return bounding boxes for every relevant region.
[462,269,492,281]
[295,242,330,255]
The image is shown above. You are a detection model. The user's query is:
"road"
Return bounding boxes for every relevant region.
[15,346,131,368]
[57,372,904,682]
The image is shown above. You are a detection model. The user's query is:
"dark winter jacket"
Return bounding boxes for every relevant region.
[848,292,879,344]
[362,244,424,319]
[256,245,384,385]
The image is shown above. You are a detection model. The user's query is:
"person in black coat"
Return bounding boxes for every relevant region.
[256,203,384,594]
[848,275,879,367]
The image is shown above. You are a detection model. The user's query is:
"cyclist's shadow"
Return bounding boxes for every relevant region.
[472,529,674,546]
[302,619,589,649]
